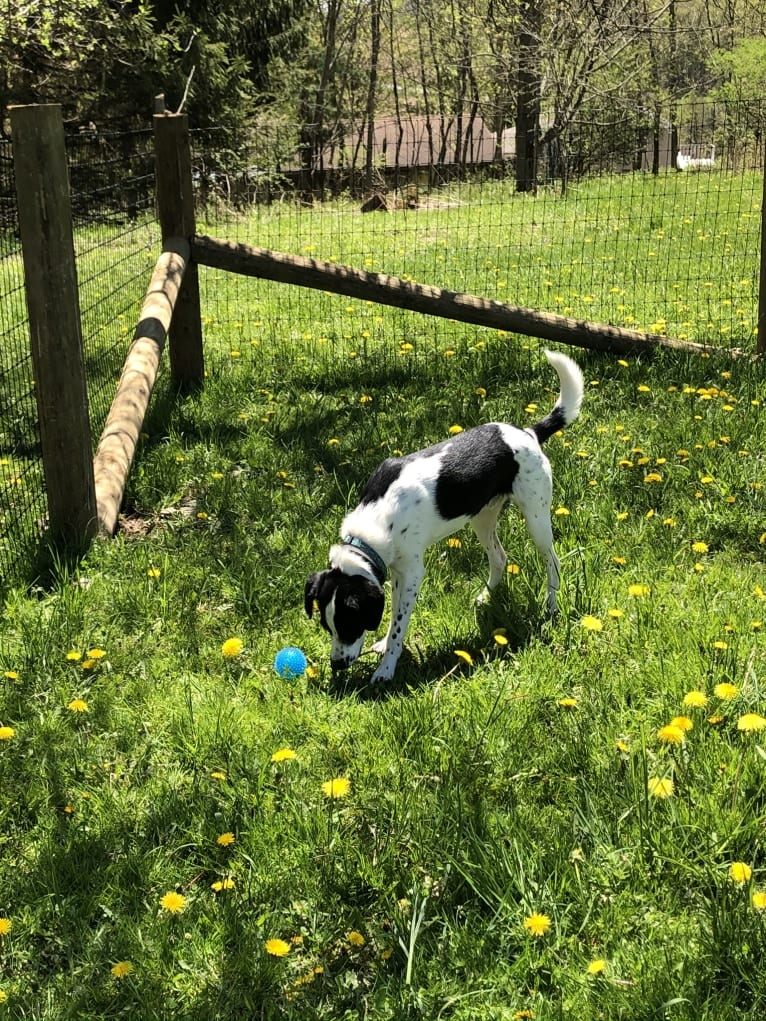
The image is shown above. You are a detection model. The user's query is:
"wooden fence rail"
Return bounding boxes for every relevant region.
[94,238,189,535]
[192,234,743,359]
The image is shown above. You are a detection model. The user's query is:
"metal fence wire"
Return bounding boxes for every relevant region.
[0,138,44,583]
[0,128,160,592]
[193,99,765,373]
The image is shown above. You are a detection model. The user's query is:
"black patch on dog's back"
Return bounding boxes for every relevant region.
[359,458,406,504]
[358,424,520,521]
[434,424,519,519]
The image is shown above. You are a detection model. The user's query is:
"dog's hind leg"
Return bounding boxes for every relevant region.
[471,501,507,600]
[520,508,561,614]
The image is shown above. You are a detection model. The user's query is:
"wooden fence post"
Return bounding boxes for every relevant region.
[153,112,204,386]
[10,103,98,546]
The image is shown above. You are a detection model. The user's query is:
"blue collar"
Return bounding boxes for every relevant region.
[342,535,387,585]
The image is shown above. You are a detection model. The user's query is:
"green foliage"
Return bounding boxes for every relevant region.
[709,38,766,102]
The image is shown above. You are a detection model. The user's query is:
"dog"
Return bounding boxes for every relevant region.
[305,349,584,684]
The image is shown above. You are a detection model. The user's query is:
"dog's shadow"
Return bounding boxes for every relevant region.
[326,588,545,701]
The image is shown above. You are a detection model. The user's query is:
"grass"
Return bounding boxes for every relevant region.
[0,175,765,1019]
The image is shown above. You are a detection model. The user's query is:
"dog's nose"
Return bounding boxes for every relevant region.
[331,657,349,672]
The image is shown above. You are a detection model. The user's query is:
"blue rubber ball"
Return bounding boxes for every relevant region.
[274,646,308,679]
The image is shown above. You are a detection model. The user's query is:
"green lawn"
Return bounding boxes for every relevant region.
[0,174,765,1019]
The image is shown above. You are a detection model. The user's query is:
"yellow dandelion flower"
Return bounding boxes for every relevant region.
[712,640,729,651]
[587,958,607,975]
[67,698,88,713]
[493,632,509,647]
[737,713,766,733]
[648,776,674,798]
[271,747,297,763]
[221,637,244,658]
[159,891,186,914]
[210,770,227,781]
[216,832,236,846]
[454,649,474,666]
[347,930,366,947]
[730,862,752,884]
[691,541,709,554]
[322,777,351,799]
[559,697,578,709]
[86,648,106,660]
[554,506,570,516]
[643,473,663,484]
[714,682,738,700]
[657,724,685,745]
[265,938,291,957]
[448,424,464,435]
[581,614,603,632]
[3,671,18,681]
[0,727,15,741]
[211,878,235,891]
[523,913,552,937]
[0,918,11,936]
[147,567,161,579]
[670,715,693,732]
[607,608,624,619]
[683,690,708,708]
[752,890,766,910]
[111,961,133,979]
[628,584,650,597]
[447,537,462,548]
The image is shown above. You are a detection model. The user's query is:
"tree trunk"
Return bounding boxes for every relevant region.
[515,1,541,192]
[364,0,381,189]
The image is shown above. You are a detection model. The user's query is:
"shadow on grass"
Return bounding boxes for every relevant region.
[325,586,545,702]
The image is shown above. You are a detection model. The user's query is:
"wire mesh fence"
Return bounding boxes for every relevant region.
[0,127,160,592]
[68,127,161,436]
[0,138,45,583]
[193,99,764,375]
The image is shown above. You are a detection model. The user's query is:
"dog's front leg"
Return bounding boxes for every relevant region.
[370,563,424,684]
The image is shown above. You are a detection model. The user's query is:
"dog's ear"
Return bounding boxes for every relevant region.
[360,579,385,631]
[304,572,324,617]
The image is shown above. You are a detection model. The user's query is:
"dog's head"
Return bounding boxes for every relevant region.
[305,568,385,670]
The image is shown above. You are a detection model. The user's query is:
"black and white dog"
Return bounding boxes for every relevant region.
[305,349,584,684]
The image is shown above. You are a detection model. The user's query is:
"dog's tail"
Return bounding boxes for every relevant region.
[531,350,584,445]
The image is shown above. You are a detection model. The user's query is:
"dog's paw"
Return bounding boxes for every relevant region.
[369,664,396,685]
[475,586,493,607]
[371,638,388,656]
